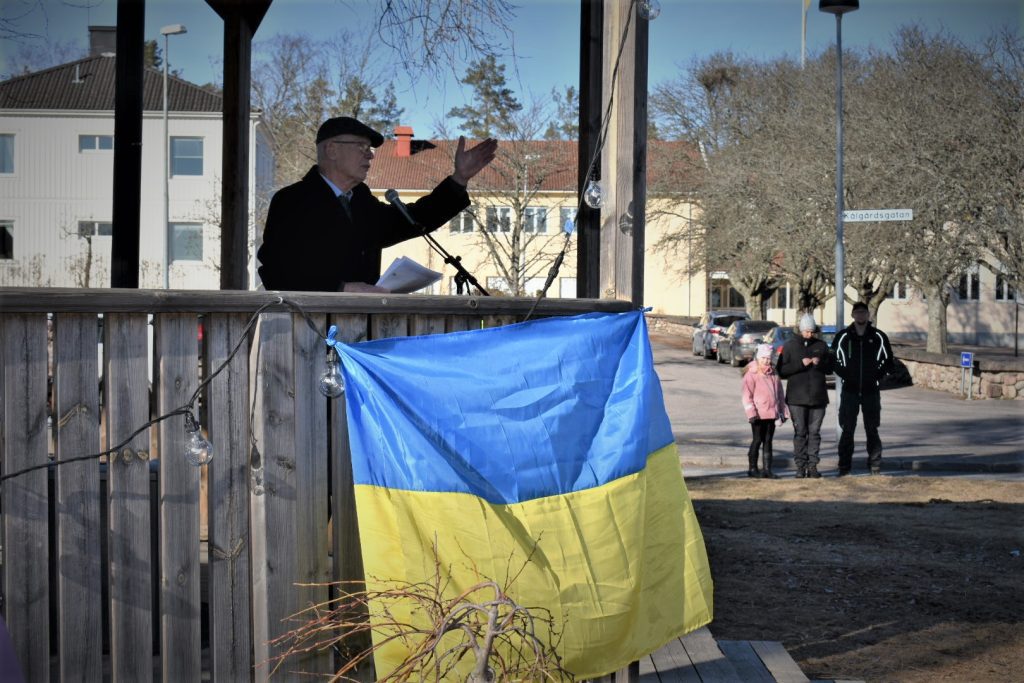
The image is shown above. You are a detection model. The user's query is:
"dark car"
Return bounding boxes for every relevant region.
[692,309,749,360]
[764,325,796,365]
[819,325,838,386]
[717,320,779,367]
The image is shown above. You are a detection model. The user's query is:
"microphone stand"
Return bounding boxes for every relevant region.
[524,232,570,320]
[390,198,489,296]
[421,230,490,296]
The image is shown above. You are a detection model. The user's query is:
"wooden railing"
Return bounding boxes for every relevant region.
[0,288,631,682]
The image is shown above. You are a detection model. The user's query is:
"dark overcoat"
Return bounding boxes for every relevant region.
[257,166,469,291]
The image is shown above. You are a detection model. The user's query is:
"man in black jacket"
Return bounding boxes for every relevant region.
[257,116,497,292]
[830,302,895,476]
[777,314,833,478]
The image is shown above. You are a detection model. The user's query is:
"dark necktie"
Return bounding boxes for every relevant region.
[337,192,353,222]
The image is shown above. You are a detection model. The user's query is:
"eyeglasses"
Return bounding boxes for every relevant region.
[330,140,375,155]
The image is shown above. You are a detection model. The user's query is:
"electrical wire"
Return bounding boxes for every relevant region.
[0,296,331,487]
[525,0,642,321]
[2,2,650,481]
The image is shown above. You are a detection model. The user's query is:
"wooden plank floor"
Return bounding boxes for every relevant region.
[631,628,865,683]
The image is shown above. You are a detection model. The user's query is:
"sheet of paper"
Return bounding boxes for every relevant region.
[375,256,442,294]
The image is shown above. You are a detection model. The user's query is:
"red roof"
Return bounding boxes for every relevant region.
[367,136,700,194]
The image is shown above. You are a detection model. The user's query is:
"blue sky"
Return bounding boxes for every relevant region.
[2,0,1020,136]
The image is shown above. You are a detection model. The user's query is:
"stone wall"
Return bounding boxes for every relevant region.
[646,315,697,339]
[897,349,1024,400]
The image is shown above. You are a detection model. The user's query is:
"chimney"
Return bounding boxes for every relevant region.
[88,26,116,56]
[394,126,413,157]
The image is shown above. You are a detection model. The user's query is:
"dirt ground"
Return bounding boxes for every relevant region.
[686,476,1024,682]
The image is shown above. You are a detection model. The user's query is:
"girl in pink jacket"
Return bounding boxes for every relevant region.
[742,344,790,478]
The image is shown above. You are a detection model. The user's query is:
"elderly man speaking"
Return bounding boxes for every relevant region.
[257,116,497,292]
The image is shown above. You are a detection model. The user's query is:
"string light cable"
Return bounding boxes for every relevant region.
[525,0,655,321]
[0,296,339,487]
[1,1,663,481]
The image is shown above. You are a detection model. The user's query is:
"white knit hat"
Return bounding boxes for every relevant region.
[798,314,816,332]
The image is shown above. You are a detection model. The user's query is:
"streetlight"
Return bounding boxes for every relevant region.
[818,1,857,334]
[161,23,187,290]
[820,0,857,429]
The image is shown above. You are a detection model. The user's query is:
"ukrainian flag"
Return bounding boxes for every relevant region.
[335,311,712,679]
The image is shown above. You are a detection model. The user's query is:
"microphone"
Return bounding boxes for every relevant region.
[384,189,419,227]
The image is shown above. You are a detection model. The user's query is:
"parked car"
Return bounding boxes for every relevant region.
[819,325,838,386]
[763,325,796,365]
[717,320,779,367]
[692,309,749,360]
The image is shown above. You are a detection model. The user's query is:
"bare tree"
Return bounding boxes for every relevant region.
[651,27,1016,349]
[1,38,84,78]
[252,31,404,187]
[440,100,576,296]
[860,28,994,352]
[977,30,1024,298]
[373,0,517,81]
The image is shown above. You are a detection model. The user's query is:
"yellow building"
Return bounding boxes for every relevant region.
[367,127,704,315]
[367,128,1020,346]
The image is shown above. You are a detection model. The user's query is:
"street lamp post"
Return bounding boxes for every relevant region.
[819,0,857,333]
[819,0,857,431]
[161,24,187,290]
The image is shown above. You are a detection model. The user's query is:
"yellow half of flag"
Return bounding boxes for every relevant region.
[356,445,712,679]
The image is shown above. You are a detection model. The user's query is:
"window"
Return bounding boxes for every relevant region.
[485,276,512,294]
[78,221,113,237]
[890,281,909,301]
[559,277,577,298]
[709,278,744,309]
[996,274,1017,302]
[523,207,547,233]
[0,134,12,173]
[450,209,475,234]
[170,137,203,176]
[0,220,12,259]
[769,283,791,309]
[169,223,203,261]
[486,207,511,233]
[523,277,546,296]
[559,207,576,234]
[79,134,113,152]
[957,271,979,300]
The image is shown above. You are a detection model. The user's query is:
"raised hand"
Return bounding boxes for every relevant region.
[452,136,498,186]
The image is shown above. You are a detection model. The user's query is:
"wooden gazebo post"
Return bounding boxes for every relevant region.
[598,0,649,309]
[206,0,272,291]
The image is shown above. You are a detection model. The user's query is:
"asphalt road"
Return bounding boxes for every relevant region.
[651,337,1024,479]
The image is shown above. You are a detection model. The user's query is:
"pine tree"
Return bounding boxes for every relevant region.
[447,56,522,138]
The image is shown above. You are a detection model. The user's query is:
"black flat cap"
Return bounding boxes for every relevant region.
[851,301,869,312]
[315,116,384,147]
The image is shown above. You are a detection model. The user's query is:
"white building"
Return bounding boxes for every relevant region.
[0,29,274,289]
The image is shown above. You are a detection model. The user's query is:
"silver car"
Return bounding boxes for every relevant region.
[692,309,749,360]
[717,319,779,367]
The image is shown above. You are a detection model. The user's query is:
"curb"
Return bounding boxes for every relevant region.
[679,455,1024,474]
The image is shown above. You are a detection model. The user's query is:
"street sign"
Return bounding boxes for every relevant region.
[842,209,913,222]
[960,351,974,368]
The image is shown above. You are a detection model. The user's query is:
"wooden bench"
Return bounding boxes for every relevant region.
[624,627,865,683]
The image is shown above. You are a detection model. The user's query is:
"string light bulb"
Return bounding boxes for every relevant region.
[319,351,345,398]
[639,0,661,21]
[250,443,265,496]
[184,411,213,466]
[583,179,603,209]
